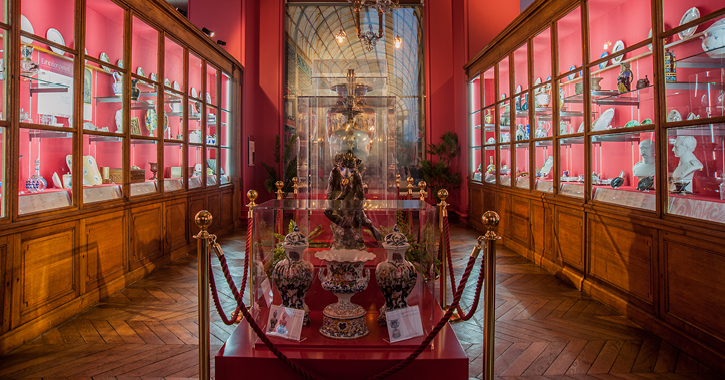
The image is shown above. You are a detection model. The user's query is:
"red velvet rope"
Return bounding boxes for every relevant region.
[444,216,485,321]
[208,241,480,380]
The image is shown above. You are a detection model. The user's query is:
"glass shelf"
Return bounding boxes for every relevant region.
[21,74,70,94]
[674,46,725,69]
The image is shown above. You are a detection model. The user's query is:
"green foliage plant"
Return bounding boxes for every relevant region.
[261,134,298,196]
[420,131,461,203]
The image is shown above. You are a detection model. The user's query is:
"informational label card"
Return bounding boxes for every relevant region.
[260,278,273,307]
[385,306,424,343]
[266,305,304,341]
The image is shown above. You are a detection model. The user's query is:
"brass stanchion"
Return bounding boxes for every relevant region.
[406,176,414,199]
[292,177,298,198]
[275,180,284,200]
[194,210,212,380]
[247,190,257,311]
[395,174,401,199]
[275,181,284,237]
[482,211,500,380]
[418,181,427,202]
[437,189,461,322]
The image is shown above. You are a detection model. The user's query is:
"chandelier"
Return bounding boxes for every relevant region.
[347,0,399,52]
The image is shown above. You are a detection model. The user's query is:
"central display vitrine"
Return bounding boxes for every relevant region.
[466,0,725,373]
[0,0,242,354]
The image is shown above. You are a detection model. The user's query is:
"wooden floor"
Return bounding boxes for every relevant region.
[0,222,722,380]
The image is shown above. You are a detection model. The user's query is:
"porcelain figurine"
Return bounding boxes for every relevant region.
[670,136,703,193]
[535,121,550,138]
[376,225,417,326]
[484,111,493,124]
[664,49,677,82]
[272,226,315,325]
[633,139,656,180]
[486,156,495,174]
[610,170,625,188]
[617,62,633,93]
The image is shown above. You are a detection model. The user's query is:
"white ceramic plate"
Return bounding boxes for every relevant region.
[568,65,576,80]
[99,52,111,73]
[173,81,181,91]
[164,78,172,87]
[592,108,615,131]
[611,40,625,64]
[136,66,145,77]
[599,52,609,69]
[535,77,542,86]
[578,121,585,133]
[648,29,653,51]
[117,59,124,69]
[686,112,700,120]
[20,15,34,44]
[150,73,157,82]
[516,85,522,94]
[46,28,65,55]
[206,92,212,103]
[667,109,682,122]
[678,7,700,40]
[191,87,198,98]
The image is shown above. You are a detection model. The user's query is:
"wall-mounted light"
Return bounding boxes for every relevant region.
[394,34,402,49]
[217,40,227,46]
[335,29,347,44]
[202,27,215,37]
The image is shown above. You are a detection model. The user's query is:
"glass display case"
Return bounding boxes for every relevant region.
[249,199,439,344]
[469,75,481,181]
[6,0,238,217]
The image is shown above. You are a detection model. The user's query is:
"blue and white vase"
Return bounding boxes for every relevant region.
[272,226,314,325]
[376,225,417,326]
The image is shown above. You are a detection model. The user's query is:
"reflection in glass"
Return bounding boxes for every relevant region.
[83,134,123,203]
[221,148,231,185]
[18,128,74,214]
[557,7,583,77]
[515,143,530,189]
[164,142,184,192]
[188,144,203,189]
[559,136,585,198]
[498,57,510,100]
[130,138,158,196]
[483,146,496,184]
[19,41,75,126]
[132,17,158,81]
[86,0,124,65]
[165,37,184,90]
[534,140,554,193]
[499,145,511,186]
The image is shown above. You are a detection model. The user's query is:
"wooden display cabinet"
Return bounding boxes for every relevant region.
[466,0,725,373]
[0,0,242,353]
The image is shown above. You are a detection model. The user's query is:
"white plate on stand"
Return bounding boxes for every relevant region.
[592,108,615,131]
[46,28,65,55]
[678,7,700,40]
[21,15,34,44]
[611,40,625,64]
[667,109,682,122]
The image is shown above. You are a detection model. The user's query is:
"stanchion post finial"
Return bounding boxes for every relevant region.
[292,177,298,195]
[407,176,414,196]
[418,181,427,201]
[195,210,212,239]
[247,189,258,218]
[437,189,449,220]
[275,181,284,200]
[482,211,500,240]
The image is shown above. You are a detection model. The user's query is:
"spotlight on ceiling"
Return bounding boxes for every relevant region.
[202,27,215,37]
[217,40,227,46]
[335,29,347,44]
[394,34,402,49]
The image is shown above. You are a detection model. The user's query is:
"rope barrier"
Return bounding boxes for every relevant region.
[207,237,482,380]
[444,216,485,321]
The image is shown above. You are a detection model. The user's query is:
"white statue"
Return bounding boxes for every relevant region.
[632,139,655,179]
[670,136,703,193]
[115,109,123,133]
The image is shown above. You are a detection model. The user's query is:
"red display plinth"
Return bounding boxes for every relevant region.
[215,265,469,380]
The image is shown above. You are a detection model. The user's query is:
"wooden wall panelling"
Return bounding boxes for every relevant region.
[165,200,188,252]
[0,236,11,334]
[495,192,511,239]
[511,197,531,250]
[221,189,234,228]
[661,231,725,355]
[129,204,164,271]
[14,222,78,326]
[207,194,221,234]
[188,196,206,240]
[83,212,127,293]
[469,184,484,229]
[587,215,656,312]
[530,200,546,264]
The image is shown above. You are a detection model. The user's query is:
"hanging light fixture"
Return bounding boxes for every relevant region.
[394,34,402,49]
[347,0,399,52]
[335,29,347,44]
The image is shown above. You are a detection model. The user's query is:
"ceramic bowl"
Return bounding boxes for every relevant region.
[702,17,725,58]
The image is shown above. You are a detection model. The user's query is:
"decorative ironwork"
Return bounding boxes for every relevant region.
[346,0,399,51]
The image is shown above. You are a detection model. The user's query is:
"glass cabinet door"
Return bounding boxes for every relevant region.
[557,7,583,78]
[469,75,481,180]
[559,136,586,198]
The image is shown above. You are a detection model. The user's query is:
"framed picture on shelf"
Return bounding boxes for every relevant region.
[131,117,142,135]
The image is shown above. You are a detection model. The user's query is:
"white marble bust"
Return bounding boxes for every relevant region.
[633,139,655,179]
[671,136,703,192]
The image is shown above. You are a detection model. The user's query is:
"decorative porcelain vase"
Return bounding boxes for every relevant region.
[130,79,140,100]
[376,225,417,326]
[316,249,376,339]
[590,77,603,91]
[272,226,314,325]
[25,158,47,193]
[535,92,550,107]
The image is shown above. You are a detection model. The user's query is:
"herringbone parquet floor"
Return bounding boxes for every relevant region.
[0,222,722,380]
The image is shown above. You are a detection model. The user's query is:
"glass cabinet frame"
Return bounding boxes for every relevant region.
[466,0,725,225]
[4,0,239,219]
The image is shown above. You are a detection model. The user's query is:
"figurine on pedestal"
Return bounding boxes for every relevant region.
[670,136,703,194]
[272,225,314,325]
[633,139,656,180]
[324,150,382,249]
[617,62,633,93]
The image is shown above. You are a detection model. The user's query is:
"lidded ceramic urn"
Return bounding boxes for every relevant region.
[376,225,418,326]
[271,225,314,325]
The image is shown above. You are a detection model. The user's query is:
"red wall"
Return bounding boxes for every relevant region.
[467,0,521,61]
[189,0,243,62]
